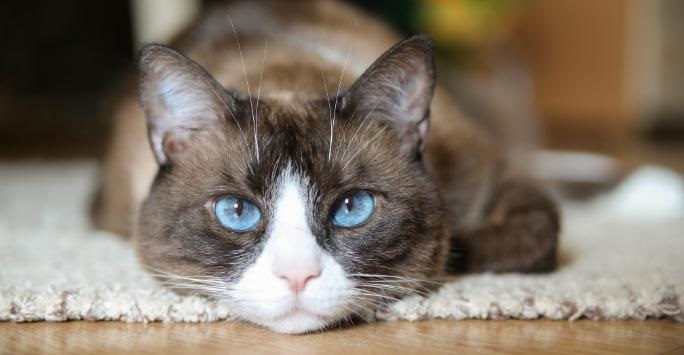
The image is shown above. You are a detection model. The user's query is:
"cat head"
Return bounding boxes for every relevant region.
[136,35,448,334]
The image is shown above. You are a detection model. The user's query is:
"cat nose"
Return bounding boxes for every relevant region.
[276,268,321,294]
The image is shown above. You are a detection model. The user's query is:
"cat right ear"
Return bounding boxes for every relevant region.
[138,44,235,166]
[341,35,435,158]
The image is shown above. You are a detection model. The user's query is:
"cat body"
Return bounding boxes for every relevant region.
[94,0,558,333]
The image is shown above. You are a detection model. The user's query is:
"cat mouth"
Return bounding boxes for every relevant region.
[276,303,326,320]
[263,306,335,334]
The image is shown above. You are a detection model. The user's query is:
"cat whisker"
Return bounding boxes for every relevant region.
[358,279,428,285]
[226,14,258,163]
[345,297,381,316]
[349,294,390,309]
[329,40,352,162]
[349,272,443,286]
[361,282,436,296]
[158,282,221,290]
[151,275,228,288]
[351,273,440,301]
[320,67,333,158]
[336,307,359,327]
[354,284,405,297]
[206,82,251,151]
[358,283,430,298]
[332,104,357,163]
[220,248,253,258]
[353,288,402,303]
[342,127,386,171]
[338,91,389,164]
[141,265,232,288]
[254,39,268,163]
[162,285,230,297]
[150,274,226,284]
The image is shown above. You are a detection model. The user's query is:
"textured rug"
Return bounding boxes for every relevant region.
[1,161,682,323]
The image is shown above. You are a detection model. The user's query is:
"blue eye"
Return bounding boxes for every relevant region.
[331,191,375,228]
[214,196,261,232]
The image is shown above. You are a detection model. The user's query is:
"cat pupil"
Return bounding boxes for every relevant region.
[344,197,353,213]
[233,200,243,216]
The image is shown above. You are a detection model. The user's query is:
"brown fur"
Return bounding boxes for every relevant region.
[94,0,558,299]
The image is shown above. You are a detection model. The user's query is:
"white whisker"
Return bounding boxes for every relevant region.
[360,284,429,298]
[342,127,386,170]
[329,41,352,161]
[353,288,401,303]
[254,40,268,163]
[206,83,251,150]
[349,272,442,285]
[339,91,389,164]
[320,67,333,160]
[227,14,258,162]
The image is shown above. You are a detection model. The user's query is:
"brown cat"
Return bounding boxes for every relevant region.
[93,0,558,333]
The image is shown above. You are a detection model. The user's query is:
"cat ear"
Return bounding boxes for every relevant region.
[139,44,235,166]
[342,35,435,157]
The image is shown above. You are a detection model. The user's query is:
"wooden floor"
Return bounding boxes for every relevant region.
[2,320,683,354]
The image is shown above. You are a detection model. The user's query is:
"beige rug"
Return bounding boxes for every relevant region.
[1,161,682,323]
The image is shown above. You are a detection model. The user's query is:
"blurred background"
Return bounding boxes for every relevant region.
[1,0,683,177]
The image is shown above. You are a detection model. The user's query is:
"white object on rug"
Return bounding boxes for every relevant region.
[0,161,682,323]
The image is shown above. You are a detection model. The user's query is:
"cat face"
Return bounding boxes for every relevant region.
[135,36,449,333]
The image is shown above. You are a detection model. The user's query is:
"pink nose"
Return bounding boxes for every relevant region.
[277,270,321,294]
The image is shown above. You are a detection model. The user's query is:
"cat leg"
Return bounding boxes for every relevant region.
[448,180,560,273]
[91,97,156,237]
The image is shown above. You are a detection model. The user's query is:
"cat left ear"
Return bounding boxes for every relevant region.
[342,35,436,157]
[139,44,236,166]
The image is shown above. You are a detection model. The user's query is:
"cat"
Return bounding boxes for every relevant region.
[93,0,559,334]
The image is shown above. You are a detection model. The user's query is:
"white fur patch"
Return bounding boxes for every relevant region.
[229,166,353,333]
[158,73,219,123]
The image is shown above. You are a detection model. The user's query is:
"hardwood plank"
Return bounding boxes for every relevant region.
[1,320,682,354]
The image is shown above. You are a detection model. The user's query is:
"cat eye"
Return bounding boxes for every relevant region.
[214,196,262,232]
[331,191,375,228]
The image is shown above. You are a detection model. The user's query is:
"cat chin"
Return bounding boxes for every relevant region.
[233,293,356,334]
[251,310,342,334]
